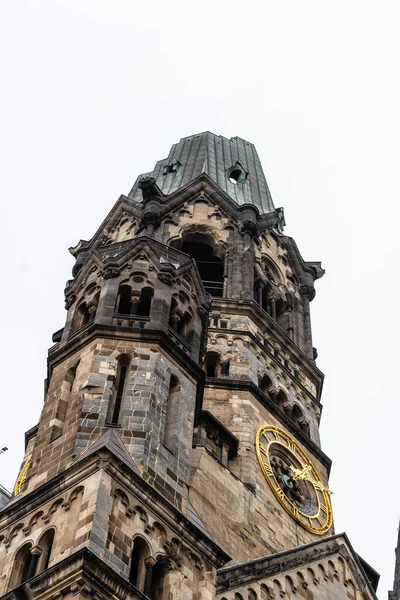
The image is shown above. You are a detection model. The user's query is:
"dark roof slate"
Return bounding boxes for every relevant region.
[128,132,275,214]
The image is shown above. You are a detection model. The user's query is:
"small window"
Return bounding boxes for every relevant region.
[220,320,228,329]
[227,162,248,185]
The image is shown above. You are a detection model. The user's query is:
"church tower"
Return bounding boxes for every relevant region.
[0,132,379,600]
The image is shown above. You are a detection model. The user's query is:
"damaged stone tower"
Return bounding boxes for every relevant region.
[0,133,380,600]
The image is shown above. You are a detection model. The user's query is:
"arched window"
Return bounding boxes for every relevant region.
[50,363,78,441]
[71,302,90,332]
[9,543,33,589]
[137,287,153,317]
[116,285,153,317]
[276,390,287,411]
[129,537,150,591]
[203,352,221,377]
[36,529,55,573]
[163,375,181,453]
[116,284,132,314]
[107,355,130,426]
[169,298,193,343]
[259,373,273,395]
[171,233,224,297]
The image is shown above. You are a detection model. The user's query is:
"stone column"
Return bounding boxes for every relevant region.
[144,557,157,597]
[27,546,42,579]
[130,289,141,316]
[240,221,257,300]
[300,284,315,359]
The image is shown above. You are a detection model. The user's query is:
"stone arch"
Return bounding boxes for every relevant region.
[307,567,319,586]
[113,488,130,510]
[328,559,339,581]
[259,372,274,395]
[170,225,227,297]
[8,541,33,590]
[273,579,284,598]
[134,505,149,527]
[276,389,288,411]
[67,485,84,506]
[248,588,258,600]
[36,527,56,574]
[260,584,274,600]
[337,556,347,584]
[318,563,328,582]
[129,535,152,592]
[27,511,44,534]
[285,575,296,596]
[152,522,167,547]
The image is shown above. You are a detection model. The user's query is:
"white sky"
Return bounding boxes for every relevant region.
[0,1,399,595]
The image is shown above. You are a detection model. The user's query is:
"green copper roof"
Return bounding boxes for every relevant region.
[128,132,275,214]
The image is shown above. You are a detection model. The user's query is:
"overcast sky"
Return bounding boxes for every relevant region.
[0,1,399,595]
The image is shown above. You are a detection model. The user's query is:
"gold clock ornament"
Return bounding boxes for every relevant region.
[256,425,333,535]
[13,455,32,495]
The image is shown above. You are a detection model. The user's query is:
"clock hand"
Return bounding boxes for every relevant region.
[290,465,333,495]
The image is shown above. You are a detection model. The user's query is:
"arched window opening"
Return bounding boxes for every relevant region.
[37,529,55,573]
[71,302,90,333]
[163,375,181,453]
[50,363,78,441]
[116,284,132,314]
[10,543,33,589]
[137,287,153,317]
[169,299,193,343]
[171,234,224,297]
[291,404,303,425]
[276,390,287,410]
[259,373,273,395]
[108,355,130,426]
[176,311,192,341]
[129,537,150,591]
[203,352,221,377]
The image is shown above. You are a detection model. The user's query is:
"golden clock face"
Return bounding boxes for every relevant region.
[13,455,32,495]
[256,425,332,535]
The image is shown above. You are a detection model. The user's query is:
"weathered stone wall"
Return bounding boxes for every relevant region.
[189,386,331,563]
[23,339,197,506]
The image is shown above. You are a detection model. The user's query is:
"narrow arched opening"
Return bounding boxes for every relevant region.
[203,351,220,377]
[171,233,224,297]
[137,287,153,317]
[107,354,131,426]
[163,375,181,454]
[116,284,132,314]
[9,543,33,589]
[259,373,273,395]
[36,529,55,573]
[129,537,151,591]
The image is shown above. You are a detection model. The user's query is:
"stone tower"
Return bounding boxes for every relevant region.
[0,132,379,600]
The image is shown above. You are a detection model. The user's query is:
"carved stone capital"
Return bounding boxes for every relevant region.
[141,211,160,230]
[131,289,141,303]
[300,284,316,301]
[240,220,258,238]
[158,271,176,286]
[103,266,120,279]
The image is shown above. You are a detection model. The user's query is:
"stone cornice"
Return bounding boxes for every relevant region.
[204,378,331,474]
[216,532,379,599]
